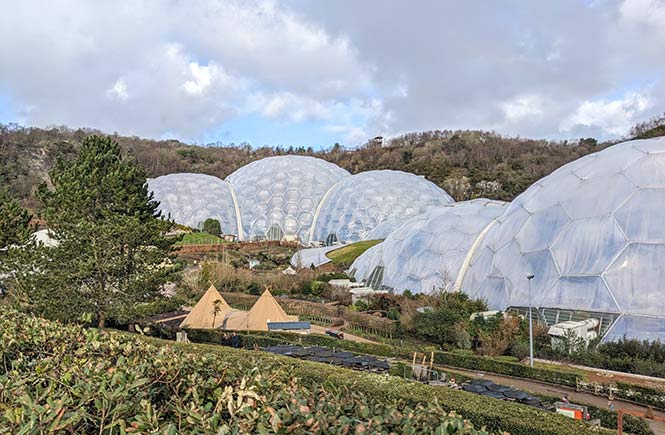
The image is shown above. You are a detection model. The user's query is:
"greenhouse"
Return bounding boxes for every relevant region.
[351,199,507,294]
[460,136,665,342]
[309,170,454,244]
[226,156,350,242]
[148,173,241,235]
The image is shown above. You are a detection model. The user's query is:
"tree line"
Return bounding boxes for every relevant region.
[1,122,619,209]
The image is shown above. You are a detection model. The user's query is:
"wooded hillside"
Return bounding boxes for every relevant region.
[0,123,610,209]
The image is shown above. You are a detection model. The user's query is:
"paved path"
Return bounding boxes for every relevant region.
[310,324,377,344]
[438,365,665,434]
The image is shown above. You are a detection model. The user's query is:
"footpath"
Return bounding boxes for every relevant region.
[437,365,665,435]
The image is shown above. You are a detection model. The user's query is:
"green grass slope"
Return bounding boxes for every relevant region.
[175,232,224,245]
[1,309,615,435]
[326,240,382,266]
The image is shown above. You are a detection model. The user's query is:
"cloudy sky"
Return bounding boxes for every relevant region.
[1,0,664,147]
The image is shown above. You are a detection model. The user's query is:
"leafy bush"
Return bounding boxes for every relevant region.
[433,351,579,388]
[1,309,619,435]
[202,218,221,236]
[1,309,497,434]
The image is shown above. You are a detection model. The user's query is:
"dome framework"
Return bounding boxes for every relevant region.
[310,170,454,244]
[148,173,241,236]
[226,156,350,242]
[460,137,665,342]
[351,199,507,294]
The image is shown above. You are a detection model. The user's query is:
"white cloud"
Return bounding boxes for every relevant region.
[1,0,665,144]
[106,79,129,101]
[501,94,545,123]
[0,0,372,141]
[561,92,653,136]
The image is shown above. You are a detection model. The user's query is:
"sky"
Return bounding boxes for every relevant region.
[0,0,664,148]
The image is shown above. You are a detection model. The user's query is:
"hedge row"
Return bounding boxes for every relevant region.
[184,327,665,413]
[0,309,492,434]
[170,344,615,435]
[432,352,579,388]
[615,381,665,411]
[526,391,654,435]
[1,310,615,435]
[183,328,407,358]
[189,330,653,435]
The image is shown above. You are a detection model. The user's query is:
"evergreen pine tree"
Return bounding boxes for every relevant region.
[0,188,32,249]
[26,135,173,327]
[0,188,33,295]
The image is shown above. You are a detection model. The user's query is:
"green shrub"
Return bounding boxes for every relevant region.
[433,351,579,388]
[1,309,493,435]
[0,309,617,435]
[202,218,222,236]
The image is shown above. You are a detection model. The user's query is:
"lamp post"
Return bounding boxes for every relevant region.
[526,273,535,368]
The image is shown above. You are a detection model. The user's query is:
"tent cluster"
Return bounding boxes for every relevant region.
[179,285,298,331]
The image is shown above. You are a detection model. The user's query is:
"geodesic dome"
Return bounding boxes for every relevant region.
[309,170,454,244]
[148,173,241,235]
[226,156,349,242]
[460,136,665,342]
[365,218,406,240]
[351,199,507,294]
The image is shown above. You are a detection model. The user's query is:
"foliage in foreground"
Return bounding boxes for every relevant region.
[0,309,497,434]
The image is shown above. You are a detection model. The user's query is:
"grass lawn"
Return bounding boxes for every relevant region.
[175,232,225,245]
[326,239,382,265]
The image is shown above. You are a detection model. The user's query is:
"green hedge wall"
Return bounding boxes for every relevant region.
[432,352,579,388]
[174,341,614,435]
[615,381,665,411]
[183,328,665,413]
[184,328,408,358]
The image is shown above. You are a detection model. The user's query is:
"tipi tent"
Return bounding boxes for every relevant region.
[180,285,235,329]
[226,289,298,331]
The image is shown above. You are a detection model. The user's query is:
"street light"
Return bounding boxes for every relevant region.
[526,273,535,368]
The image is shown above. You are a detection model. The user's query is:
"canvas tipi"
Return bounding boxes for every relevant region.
[180,285,234,329]
[226,288,297,331]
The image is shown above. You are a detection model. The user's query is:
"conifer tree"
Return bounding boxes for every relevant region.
[27,136,172,326]
[0,188,33,295]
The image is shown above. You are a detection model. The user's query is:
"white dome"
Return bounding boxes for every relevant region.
[310,170,454,244]
[351,199,507,294]
[227,156,349,242]
[460,136,665,342]
[365,218,406,240]
[148,173,241,235]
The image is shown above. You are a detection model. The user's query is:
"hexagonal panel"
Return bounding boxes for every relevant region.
[552,216,627,275]
[623,154,665,187]
[604,243,665,317]
[614,188,665,243]
[544,277,620,312]
[227,156,349,241]
[311,170,454,243]
[515,205,569,253]
[561,173,637,219]
[148,173,240,235]
[350,200,506,294]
